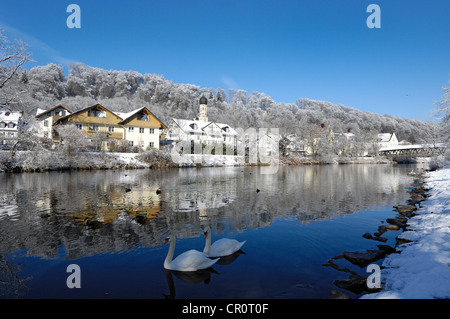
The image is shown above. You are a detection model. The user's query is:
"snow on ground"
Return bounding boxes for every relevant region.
[361,165,450,299]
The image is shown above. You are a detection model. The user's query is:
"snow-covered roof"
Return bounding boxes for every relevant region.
[172,118,210,134]
[0,110,22,123]
[114,107,144,121]
[171,118,238,137]
[377,133,394,142]
[214,122,238,136]
[0,110,22,131]
[36,108,47,116]
[35,105,73,118]
[379,143,446,151]
[116,107,167,128]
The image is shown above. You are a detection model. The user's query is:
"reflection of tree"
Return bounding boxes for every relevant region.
[0,254,30,298]
[0,165,413,261]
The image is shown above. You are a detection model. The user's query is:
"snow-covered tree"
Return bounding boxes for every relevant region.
[0,28,32,90]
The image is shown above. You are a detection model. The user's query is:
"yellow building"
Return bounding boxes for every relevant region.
[52,104,166,150]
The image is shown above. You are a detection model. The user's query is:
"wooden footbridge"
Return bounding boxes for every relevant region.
[379,144,447,158]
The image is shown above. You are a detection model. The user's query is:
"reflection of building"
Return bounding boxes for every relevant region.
[51,104,167,150]
[0,110,23,147]
[71,183,162,228]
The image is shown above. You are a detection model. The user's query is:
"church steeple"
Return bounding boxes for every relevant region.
[198,95,208,122]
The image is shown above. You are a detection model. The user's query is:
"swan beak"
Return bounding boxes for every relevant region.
[163,238,169,245]
[204,231,208,239]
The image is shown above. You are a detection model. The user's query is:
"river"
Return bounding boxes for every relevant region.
[0,164,418,299]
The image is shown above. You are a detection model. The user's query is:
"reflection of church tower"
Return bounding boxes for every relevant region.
[199,95,208,122]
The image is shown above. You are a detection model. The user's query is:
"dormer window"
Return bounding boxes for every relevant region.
[189,123,198,130]
[137,113,148,121]
[88,108,106,118]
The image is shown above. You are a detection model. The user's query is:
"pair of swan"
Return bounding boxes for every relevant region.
[163,227,246,271]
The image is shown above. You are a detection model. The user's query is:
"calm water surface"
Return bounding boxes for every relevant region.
[0,164,417,299]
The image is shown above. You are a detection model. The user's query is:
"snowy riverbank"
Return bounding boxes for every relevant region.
[361,165,450,299]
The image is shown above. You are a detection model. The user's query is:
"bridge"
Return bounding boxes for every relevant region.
[379,144,447,158]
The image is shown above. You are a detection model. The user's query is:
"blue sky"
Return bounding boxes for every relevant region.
[1,0,449,121]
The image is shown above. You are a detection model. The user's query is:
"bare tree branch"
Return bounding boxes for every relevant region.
[0,29,32,89]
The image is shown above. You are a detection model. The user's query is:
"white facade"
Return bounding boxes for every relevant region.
[0,110,23,146]
[166,118,238,151]
[166,96,238,154]
[377,133,398,149]
[35,105,72,139]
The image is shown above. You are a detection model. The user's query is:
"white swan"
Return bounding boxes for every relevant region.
[163,236,219,271]
[203,227,247,257]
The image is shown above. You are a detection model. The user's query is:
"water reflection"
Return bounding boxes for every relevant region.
[163,268,218,299]
[0,165,412,260]
[0,165,415,298]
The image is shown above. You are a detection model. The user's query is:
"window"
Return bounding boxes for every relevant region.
[76,124,83,130]
[129,141,134,147]
[44,132,48,138]
[8,123,15,128]
[89,124,99,131]
[128,127,134,133]
[139,128,144,133]
[108,126,115,132]
[138,113,148,121]
[149,142,154,148]
[62,111,66,116]
[0,122,5,128]
[88,109,106,118]
[149,128,154,134]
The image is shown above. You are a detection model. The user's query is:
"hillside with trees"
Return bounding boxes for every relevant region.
[3,62,444,146]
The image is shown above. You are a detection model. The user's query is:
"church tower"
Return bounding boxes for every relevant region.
[198,95,208,122]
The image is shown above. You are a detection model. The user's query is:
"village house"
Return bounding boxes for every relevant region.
[51,103,166,151]
[0,110,23,148]
[165,96,238,154]
[377,132,398,149]
[35,104,73,139]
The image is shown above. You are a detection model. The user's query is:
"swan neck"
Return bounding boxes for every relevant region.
[203,230,211,254]
[164,237,176,268]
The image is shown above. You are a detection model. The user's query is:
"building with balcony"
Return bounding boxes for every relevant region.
[51,104,166,151]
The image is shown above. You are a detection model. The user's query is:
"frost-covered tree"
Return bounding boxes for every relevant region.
[434,80,450,142]
[55,125,89,158]
[0,28,32,90]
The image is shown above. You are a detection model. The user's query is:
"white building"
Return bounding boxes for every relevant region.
[165,96,238,154]
[35,104,73,139]
[377,133,398,149]
[0,110,23,147]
